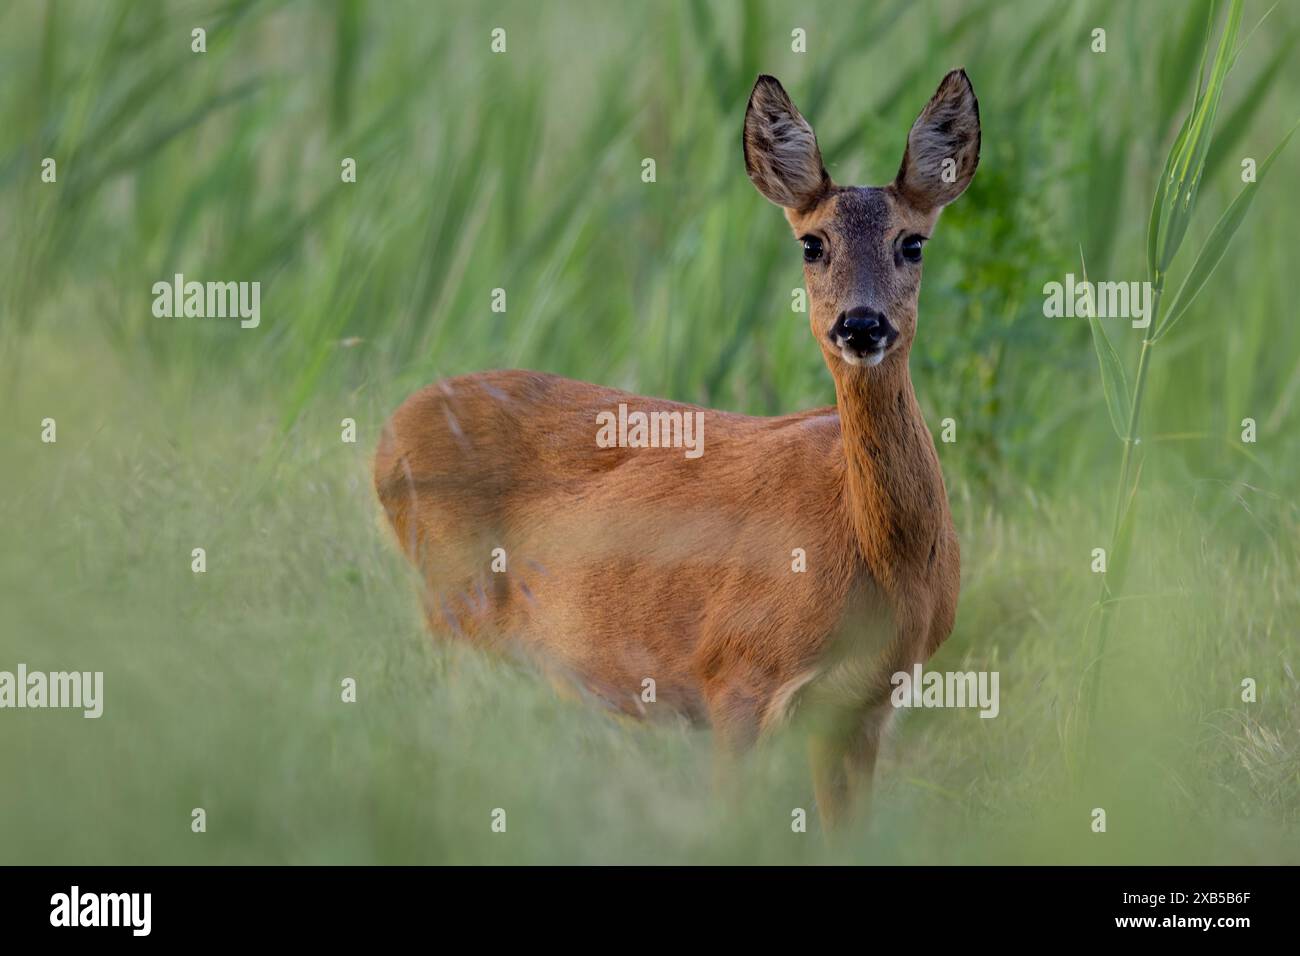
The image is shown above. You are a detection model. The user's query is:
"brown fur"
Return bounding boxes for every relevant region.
[374,71,980,827]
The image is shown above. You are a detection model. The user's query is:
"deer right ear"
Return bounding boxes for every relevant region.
[743,75,829,212]
[895,69,981,212]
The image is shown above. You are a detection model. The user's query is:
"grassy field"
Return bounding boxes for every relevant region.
[1,0,1298,864]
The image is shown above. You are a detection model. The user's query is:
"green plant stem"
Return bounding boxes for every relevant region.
[1084,282,1163,764]
[1110,293,1161,539]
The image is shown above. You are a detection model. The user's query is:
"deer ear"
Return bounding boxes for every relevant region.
[743,75,830,212]
[895,69,980,212]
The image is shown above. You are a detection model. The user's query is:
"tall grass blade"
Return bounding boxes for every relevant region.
[1080,248,1131,439]
[1157,0,1242,272]
[1147,111,1192,281]
[1203,28,1297,183]
[1156,0,1213,139]
[1155,121,1299,342]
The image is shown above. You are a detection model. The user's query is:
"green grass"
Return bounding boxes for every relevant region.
[1,0,1298,863]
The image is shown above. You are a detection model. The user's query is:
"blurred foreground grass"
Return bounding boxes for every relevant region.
[1,0,1298,863]
[3,318,1297,864]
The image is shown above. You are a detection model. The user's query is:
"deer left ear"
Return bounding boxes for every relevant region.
[895,69,980,212]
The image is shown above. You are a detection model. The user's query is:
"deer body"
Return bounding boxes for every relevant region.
[376,71,979,824]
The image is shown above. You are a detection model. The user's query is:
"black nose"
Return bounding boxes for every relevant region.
[834,307,896,351]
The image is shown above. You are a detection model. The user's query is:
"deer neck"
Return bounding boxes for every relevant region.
[830,353,946,593]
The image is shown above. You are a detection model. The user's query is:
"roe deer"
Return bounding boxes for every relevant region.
[374,70,979,826]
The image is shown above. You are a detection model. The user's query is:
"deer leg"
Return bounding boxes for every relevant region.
[842,706,889,817]
[705,683,764,806]
[710,704,760,753]
[810,704,890,829]
[809,728,853,829]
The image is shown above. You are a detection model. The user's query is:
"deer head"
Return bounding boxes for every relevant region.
[744,71,980,370]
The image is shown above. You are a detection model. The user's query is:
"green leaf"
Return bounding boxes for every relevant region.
[1156,1,1213,139]
[1225,2,1279,75]
[1148,1,1212,280]
[1148,110,1192,281]
[1158,0,1243,272]
[1204,27,1297,183]
[1089,315,1133,440]
[1175,0,1240,187]
[1081,247,1132,439]
[1154,120,1299,342]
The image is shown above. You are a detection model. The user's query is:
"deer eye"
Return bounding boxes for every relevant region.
[900,234,925,263]
[801,235,824,263]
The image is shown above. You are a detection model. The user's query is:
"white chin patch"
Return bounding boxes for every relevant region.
[836,344,886,367]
